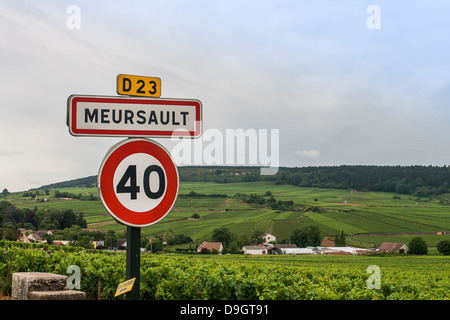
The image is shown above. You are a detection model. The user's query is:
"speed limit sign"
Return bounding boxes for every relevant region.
[98,138,179,227]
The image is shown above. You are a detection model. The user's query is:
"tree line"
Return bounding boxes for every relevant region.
[178,165,450,196]
[233,191,295,211]
[274,165,450,196]
[0,201,87,231]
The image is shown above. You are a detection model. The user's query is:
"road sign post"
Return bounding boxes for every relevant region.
[126,226,140,300]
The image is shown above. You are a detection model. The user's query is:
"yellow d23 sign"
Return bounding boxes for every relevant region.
[117,74,161,98]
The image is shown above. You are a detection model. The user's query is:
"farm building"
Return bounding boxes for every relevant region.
[242,243,374,255]
[197,241,223,253]
[281,247,316,255]
[242,245,269,255]
[279,246,373,255]
[317,246,374,255]
[268,244,297,254]
[378,242,409,253]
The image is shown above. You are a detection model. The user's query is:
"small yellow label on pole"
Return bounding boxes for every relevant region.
[115,278,136,297]
[117,74,161,97]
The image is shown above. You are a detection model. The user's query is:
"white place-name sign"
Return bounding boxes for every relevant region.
[67,95,202,138]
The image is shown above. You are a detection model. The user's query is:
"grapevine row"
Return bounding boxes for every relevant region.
[1,245,448,300]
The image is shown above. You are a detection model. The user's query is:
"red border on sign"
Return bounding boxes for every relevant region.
[98,139,179,227]
[68,95,202,138]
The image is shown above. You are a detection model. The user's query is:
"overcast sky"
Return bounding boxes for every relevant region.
[1,1,450,192]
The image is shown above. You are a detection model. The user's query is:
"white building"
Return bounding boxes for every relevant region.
[242,245,269,255]
[316,246,374,255]
[264,233,276,244]
[281,248,316,255]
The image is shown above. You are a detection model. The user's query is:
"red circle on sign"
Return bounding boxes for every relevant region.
[98,138,179,227]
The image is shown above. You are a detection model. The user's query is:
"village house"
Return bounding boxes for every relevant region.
[26,230,53,243]
[197,241,223,253]
[263,233,276,244]
[17,228,32,243]
[378,242,409,253]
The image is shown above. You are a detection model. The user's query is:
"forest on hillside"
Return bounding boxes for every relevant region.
[179,165,450,196]
[274,165,450,196]
[33,165,450,197]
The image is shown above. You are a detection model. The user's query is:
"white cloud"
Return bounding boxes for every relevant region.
[294,150,320,159]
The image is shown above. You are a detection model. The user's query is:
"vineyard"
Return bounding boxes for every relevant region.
[3,177,450,301]
[1,241,449,300]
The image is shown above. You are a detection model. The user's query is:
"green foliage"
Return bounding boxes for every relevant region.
[437,240,450,255]
[233,192,295,211]
[52,225,104,244]
[334,231,346,247]
[178,165,450,196]
[166,233,192,246]
[408,237,428,255]
[179,191,228,198]
[1,241,449,300]
[146,237,163,253]
[274,166,450,196]
[250,230,266,244]
[77,235,94,249]
[291,225,323,247]
[0,201,87,230]
[211,227,233,247]
[104,230,118,249]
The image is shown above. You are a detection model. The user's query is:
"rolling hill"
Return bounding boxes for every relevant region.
[33,165,450,196]
[6,166,450,248]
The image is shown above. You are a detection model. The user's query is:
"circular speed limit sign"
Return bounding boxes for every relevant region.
[98,138,179,227]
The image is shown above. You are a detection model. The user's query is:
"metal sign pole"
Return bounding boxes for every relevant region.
[126,226,140,300]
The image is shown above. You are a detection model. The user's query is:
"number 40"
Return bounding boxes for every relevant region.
[116,165,165,200]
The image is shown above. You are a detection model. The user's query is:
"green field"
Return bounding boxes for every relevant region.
[9,180,450,247]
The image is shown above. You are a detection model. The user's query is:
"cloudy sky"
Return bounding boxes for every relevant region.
[1,0,450,192]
